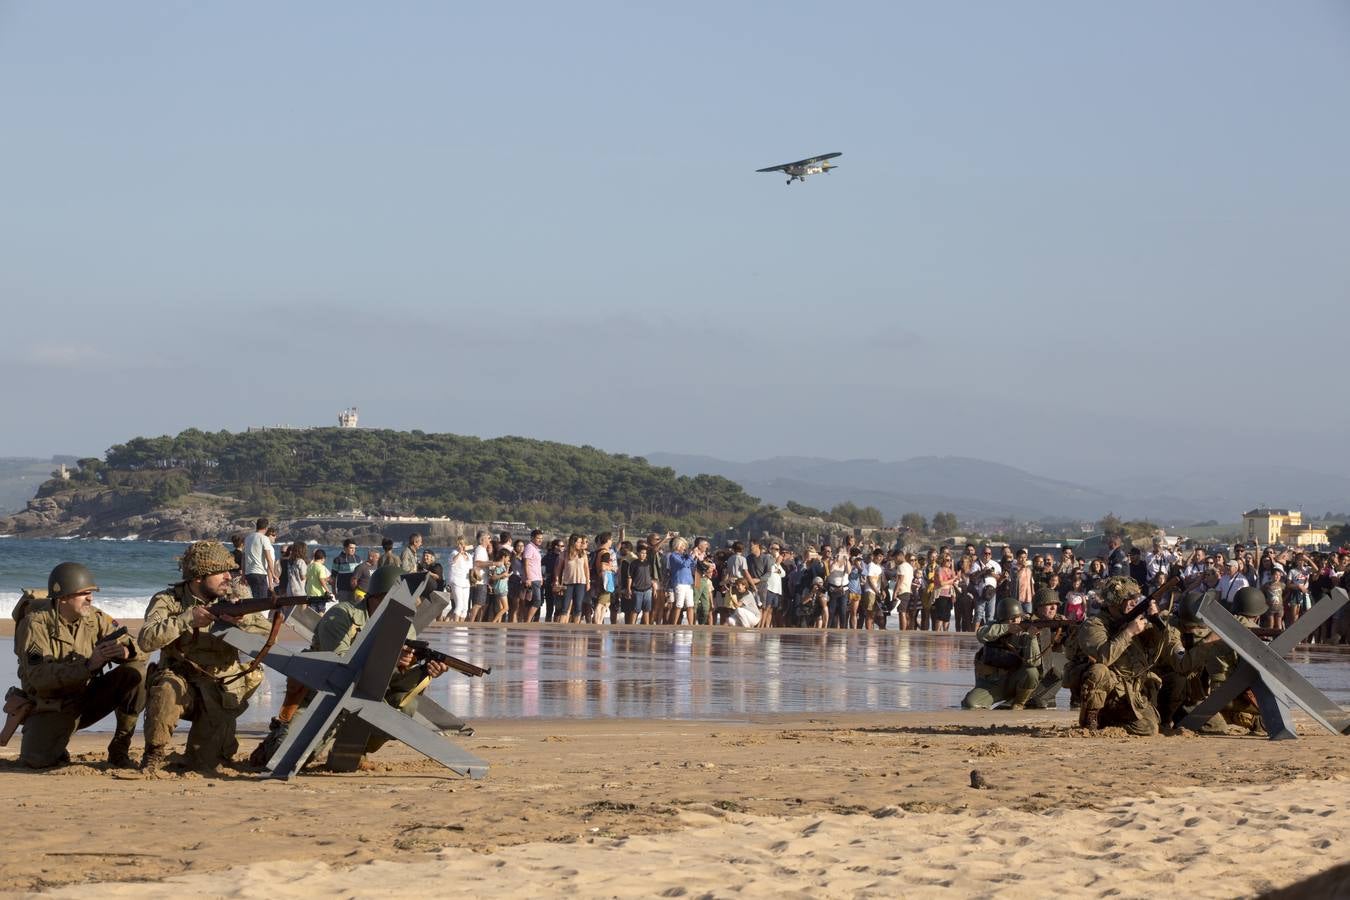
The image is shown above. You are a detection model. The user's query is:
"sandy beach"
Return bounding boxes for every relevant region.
[3,706,1349,898]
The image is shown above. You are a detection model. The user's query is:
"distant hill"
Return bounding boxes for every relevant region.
[2,430,759,538]
[644,453,1350,524]
[0,456,77,515]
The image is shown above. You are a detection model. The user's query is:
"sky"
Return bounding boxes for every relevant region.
[2,1,1349,485]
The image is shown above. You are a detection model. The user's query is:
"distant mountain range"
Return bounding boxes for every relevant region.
[644,453,1350,525]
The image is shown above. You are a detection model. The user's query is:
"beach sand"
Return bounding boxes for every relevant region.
[2,710,1348,898]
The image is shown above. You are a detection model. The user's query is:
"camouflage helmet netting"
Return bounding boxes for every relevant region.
[1098,575,1141,607]
[180,541,239,579]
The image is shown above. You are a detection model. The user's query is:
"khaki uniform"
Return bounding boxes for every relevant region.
[1027,619,1075,709]
[138,583,270,768]
[1069,611,1210,735]
[313,599,423,714]
[1196,614,1263,731]
[255,600,421,765]
[14,601,145,767]
[961,622,1041,709]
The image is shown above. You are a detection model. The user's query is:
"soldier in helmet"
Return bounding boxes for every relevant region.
[252,566,450,767]
[961,596,1041,710]
[1156,589,1228,732]
[1024,587,1074,709]
[10,563,145,768]
[1195,586,1268,733]
[138,541,271,771]
[1067,575,1210,733]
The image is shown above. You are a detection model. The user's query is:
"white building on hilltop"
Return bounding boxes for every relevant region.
[338,407,359,428]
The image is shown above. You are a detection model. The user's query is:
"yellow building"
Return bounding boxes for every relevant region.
[1241,508,1326,546]
[1281,523,1329,547]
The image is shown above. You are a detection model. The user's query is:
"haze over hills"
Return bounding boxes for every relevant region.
[644,453,1350,525]
[0,457,77,515]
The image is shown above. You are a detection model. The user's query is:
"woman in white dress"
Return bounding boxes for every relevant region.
[731,577,761,628]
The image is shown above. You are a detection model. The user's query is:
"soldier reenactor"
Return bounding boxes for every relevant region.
[252,566,449,767]
[10,563,145,768]
[1199,586,1267,732]
[1024,587,1074,709]
[138,541,271,771]
[1156,590,1226,733]
[1067,575,1210,734]
[961,596,1041,710]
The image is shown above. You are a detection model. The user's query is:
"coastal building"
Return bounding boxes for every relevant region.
[1241,508,1327,546]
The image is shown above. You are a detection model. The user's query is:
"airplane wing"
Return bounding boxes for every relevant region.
[756,152,841,172]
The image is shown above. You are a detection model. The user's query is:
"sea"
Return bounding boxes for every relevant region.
[0,536,441,621]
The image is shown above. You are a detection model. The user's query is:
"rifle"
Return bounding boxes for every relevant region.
[204,594,325,620]
[98,626,131,670]
[1,687,33,747]
[1018,619,1078,631]
[404,640,491,678]
[1115,575,1182,634]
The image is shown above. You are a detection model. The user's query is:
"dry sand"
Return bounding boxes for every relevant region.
[3,710,1349,898]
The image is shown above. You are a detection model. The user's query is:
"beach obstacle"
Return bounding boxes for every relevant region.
[213,575,489,779]
[1183,588,1350,740]
[286,587,475,736]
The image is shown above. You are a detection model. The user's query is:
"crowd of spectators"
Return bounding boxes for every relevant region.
[233,520,1350,642]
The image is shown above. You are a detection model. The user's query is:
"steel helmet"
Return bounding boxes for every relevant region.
[48,562,99,598]
[367,565,405,598]
[1232,586,1269,619]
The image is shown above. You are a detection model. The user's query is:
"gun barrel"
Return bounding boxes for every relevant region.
[207,594,323,619]
[405,641,491,678]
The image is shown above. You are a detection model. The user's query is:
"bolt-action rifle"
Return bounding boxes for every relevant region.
[404,640,491,678]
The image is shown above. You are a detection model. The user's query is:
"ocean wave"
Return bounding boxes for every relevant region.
[0,590,156,621]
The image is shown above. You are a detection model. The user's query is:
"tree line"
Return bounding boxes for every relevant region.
[55,428,761,536]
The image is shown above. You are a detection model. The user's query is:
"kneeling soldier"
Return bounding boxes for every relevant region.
[139,541,270,771]
[1025,588,1073,709]
[12,563,145,768]
[962,596,1041,710]
[254,566,450,768]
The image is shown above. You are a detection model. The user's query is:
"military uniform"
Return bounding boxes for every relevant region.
[961,621,1041,709]
[138,582,270,769]
[1069,605,1211,734]
[255,568,426,766]
[1026,619,1074,709]
[14,600,145,768]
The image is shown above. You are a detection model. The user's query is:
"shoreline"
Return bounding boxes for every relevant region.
[2,711,1348,896]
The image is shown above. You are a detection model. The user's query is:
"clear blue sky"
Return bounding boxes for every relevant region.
[3,2,1348,482]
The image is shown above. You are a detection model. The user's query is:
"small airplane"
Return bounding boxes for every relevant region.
[756,151,841,185]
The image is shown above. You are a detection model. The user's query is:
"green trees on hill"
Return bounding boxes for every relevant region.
[96,428,759,534]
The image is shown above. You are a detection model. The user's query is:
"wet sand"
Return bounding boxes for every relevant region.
[3,711,1349,897]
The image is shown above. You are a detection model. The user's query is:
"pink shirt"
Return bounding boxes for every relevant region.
[523,541,542,582]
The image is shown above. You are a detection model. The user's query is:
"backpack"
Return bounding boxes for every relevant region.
[11,588,49,624]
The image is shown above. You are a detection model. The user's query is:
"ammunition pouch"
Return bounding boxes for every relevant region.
[976,644,1023,670]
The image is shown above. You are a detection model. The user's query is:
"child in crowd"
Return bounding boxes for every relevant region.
[488,547,511,623]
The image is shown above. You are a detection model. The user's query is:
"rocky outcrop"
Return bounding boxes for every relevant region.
[0,488,239,541]
[0,488,390,544]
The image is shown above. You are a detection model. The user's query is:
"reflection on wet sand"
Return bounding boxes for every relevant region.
[8,626,1345,730]
[421,626,1350,722]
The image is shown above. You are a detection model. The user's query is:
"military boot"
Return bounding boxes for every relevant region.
[1078,706,1101,730]
[140,747,169,772]
[106,732,134,768]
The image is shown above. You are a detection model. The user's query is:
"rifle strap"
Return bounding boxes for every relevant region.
[222,608,285,685]
[397,676,433,712]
